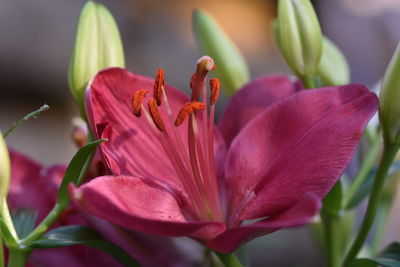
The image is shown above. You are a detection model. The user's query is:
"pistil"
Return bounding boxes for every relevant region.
[130,57,224,222]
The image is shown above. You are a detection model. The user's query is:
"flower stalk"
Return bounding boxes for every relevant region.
[343,131,381,209]
[343,144,400,266]
[322,215,341,267]
[216,253,243,267]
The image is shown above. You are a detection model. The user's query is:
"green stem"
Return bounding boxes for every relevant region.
[20,203,63,246]
[301,74,316,89]
[371,200,390,254]
[343,133,381,209]
[0,237,4,267]
[1,200,18,241]
[323,214,341,267]
[216,253,243,267]
[3,104,49,138]
[20,129,95,246]
[342,144,399,266]
[7,249,29,267]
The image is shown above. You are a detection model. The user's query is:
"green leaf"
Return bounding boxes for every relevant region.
[348,259,377,267]
[29,225,139,267]
[0,218,18,247]
[57,139,106,208]
[12,209,37,239]
[350,242,400,267]
[321,180,342,217]
[346,161,400,210]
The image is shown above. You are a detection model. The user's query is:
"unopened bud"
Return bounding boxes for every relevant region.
[379,43,400,145]
[71,117,89,148]
[277,0,322,77]
[0,133,10,203]
[316,37,350,86]
[69,1,125,116]
[193,9,250,95]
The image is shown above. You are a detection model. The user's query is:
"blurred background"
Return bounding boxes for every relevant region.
[1,0,400,266]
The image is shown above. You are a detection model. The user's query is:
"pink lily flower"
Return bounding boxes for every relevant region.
[8,150,202,266]
[71,56,377,253]
[7,150,121,267]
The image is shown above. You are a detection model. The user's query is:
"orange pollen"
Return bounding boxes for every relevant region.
[174,101,206,126]
[153,68,165,106]
[148,98,165,132]
[132,89,148,117]
[209,78,220,105]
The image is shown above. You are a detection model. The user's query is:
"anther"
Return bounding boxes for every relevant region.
[153,68,165,106]
[132,89,148,117]
[148,98,165,132]
[174,101,206,126]
[209,78,220,105]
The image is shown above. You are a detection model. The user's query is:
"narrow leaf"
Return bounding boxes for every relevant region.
[29,226,139,267]
[3,104,49,138]
[12,209,38,239]
[57,139,106,208]
[350,242,400,267]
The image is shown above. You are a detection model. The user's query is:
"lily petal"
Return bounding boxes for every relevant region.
[8,150,64,221]
[218,75,302,146]
[70,176,226,240]
[83,214,205,267]
[86,68,191,189]
[206,193,320,253]
[225,85,377,221]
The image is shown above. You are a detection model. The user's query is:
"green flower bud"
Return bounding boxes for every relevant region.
[193,9,250,95]
[0,133,10,203]
[316,37,350,86]
[277,0,322,77]
[379,43,400,145]
[69,1,125,115]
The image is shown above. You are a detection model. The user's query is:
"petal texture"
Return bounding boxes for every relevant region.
[71,176,226,240]
[86,68,190,188]
[218,75,302,146]
[225,85,378,221]
[207,194,320,253]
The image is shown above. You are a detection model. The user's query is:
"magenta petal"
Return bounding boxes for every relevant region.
[70,176,226,240]
[225,84,378,221]
[86,68,190,189]
[207,194,320,253]
[218,75,302,146]
[8,150,66,221]
[83,214,205,267]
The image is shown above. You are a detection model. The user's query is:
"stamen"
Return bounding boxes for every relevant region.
[132,89,148,117]
[190,56,215,101]
[174,102,205,127]
[153,68,165,106]
[148,99,165,132]
[209,78,220,105]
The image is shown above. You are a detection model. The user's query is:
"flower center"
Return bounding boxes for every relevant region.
[131,56,224,222]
